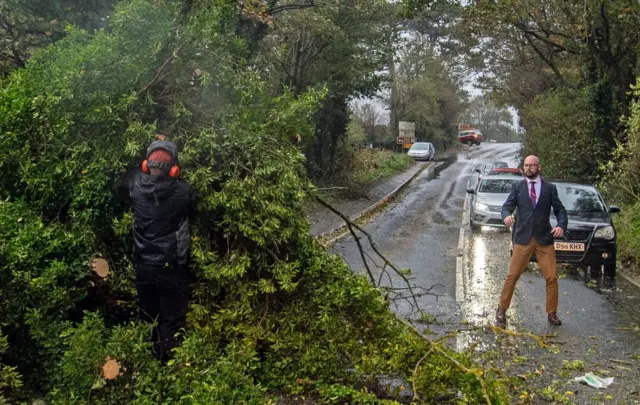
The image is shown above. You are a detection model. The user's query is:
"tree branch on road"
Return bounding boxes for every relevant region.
[315,195,422,310]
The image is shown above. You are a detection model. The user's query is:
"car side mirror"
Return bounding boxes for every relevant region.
[466,189,475,194]
[608,205,620,213]
[474,169,481,173]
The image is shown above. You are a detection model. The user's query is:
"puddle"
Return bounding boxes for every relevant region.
[429,154,458,180]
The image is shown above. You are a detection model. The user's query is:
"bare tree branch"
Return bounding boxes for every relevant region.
[513,21,571,53]
[521,33,566,86]
[344,220,376,285]
[315,195,421,310]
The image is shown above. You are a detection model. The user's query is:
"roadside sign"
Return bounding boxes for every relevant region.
[399,121,416,140]
[397,137,416,148]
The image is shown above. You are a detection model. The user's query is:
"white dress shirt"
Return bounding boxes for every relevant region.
[526,176,541,205]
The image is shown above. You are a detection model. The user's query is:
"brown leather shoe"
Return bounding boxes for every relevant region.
[496,308,506,324]
[547,312,562,325]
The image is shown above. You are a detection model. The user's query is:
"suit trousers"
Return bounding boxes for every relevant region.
[499,237,559,313]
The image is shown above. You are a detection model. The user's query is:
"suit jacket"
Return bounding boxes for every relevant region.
[501,178,568,246]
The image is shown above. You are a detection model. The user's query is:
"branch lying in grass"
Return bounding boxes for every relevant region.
[412,347,434,403]
[489,326,549,348]
[399,318,493,405]
[428,324,551,349]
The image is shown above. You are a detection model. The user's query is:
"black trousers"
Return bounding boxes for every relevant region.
[135,264,190,362]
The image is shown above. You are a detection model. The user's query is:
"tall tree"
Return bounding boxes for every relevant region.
[460,96,516,142]
[354,102,382,142]
[258,0,394,178]
[463,0,640,143]
[0,0,115,76]
[386,39,465,149]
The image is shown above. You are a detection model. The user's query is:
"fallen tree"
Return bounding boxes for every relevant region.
[0,1,510,403]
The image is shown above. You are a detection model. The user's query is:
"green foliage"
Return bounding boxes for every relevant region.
[0,0,508,403]
[460,96,517,142]
[347,150,415,187]
[0,332,23,404]
[521,86,605,180]
[0,0,115,76]
[393,43,464,150]
[600,80,640,202]
[259,0,394,179]
[462,0,640,185]
[345,114,368,151]
[601,79,640,269]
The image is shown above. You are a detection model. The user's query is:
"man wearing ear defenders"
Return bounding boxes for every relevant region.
[129,137,195,363]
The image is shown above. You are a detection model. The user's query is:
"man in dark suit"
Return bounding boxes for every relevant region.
[497,155,568,326]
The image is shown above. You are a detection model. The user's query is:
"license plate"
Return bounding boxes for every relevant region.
[554,242,585,252]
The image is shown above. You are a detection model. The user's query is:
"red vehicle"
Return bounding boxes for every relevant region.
[458,129,483,146]
[486,168,523,177]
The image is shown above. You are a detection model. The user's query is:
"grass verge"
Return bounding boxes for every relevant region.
[346,149,415,187]
[613,202,640,279]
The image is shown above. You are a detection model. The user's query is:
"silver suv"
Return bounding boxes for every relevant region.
[467,175,522,230]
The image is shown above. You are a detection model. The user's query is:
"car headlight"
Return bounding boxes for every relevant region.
[594,226,615,240]
[475,202,489,211]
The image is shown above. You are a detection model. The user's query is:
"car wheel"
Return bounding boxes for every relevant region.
[603,262,616,278]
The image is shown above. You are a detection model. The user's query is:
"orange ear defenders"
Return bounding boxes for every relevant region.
[141,160,181,177]
[141,140,180,177]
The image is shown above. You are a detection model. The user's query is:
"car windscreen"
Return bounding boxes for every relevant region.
[410,143,429,150]
[482,164,494,173]
[493,162,508,168]
[556,185,605,212]
[478,179,519,193]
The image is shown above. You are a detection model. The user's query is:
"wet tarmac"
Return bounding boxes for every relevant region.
[331,142,520,326]
[461,220,640,403]
[330,142,640,404]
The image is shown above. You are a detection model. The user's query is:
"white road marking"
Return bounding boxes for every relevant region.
[456,180,469,302]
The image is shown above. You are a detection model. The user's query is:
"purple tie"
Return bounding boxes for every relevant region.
[530,181,537,207]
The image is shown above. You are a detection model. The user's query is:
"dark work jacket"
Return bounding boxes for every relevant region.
[129,172,194,267]
[501,178,568,246]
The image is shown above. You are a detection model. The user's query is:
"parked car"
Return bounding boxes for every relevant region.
[466,163,498,192]
[486,168,523,177]
[467,163,486,192]
[492,161,509,168]
[481,163,495,175]
[471,163,484,173]
[458,130,483,146]
[407,142,436,161]
[510,181,620,277]
[467,175,522,229]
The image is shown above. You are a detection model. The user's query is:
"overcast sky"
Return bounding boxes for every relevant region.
[351,74,520,130]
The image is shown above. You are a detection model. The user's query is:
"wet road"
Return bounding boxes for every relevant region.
[331,142,520,323]
[330,142,640,404]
